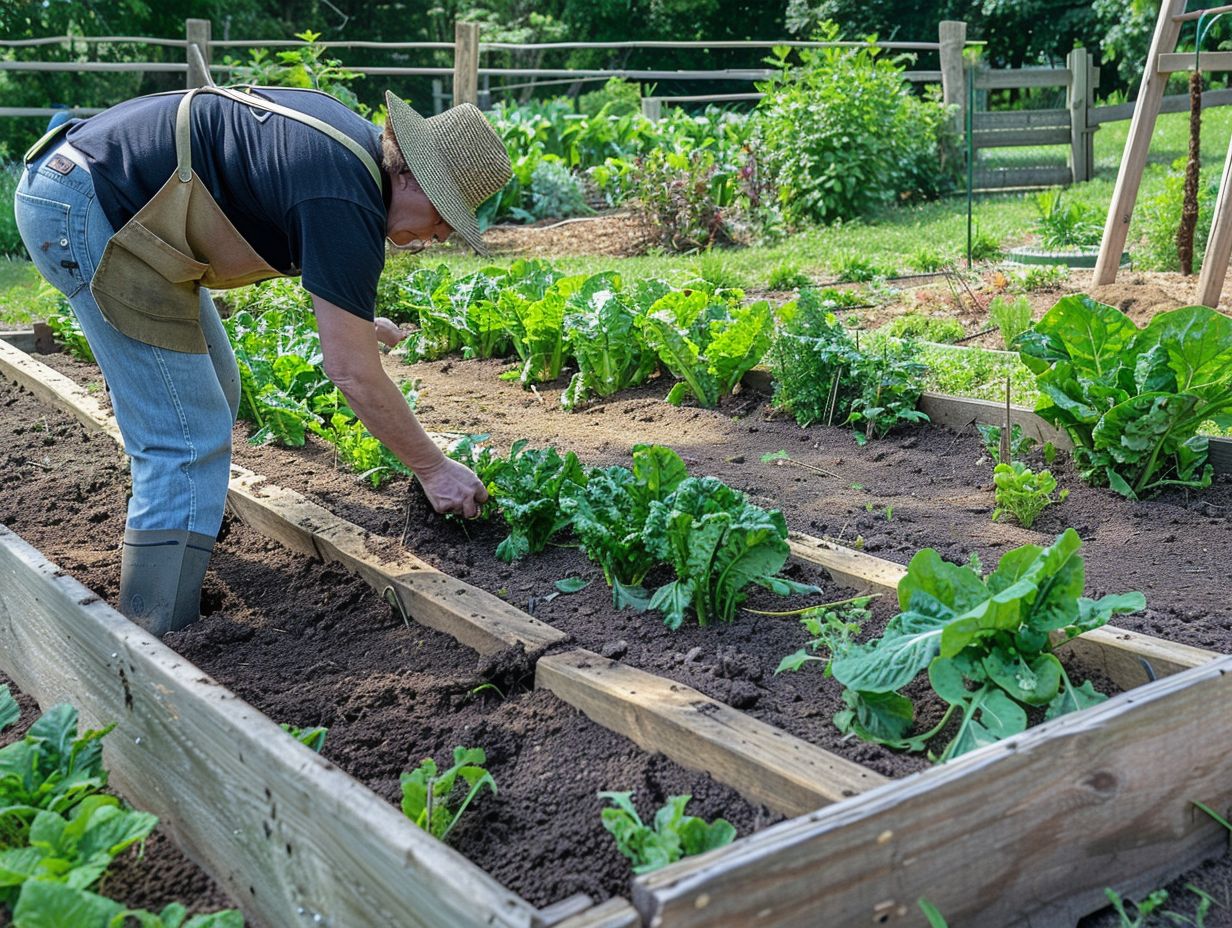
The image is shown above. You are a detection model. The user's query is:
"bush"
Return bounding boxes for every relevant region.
[528,159,592,220]
[578,78,642,117]
[0,162,22,258]
[753,22,954,225]
[630,148,740,252]
[1135,157,1218,271]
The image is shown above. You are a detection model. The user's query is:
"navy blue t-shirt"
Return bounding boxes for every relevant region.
[67,87,389,321]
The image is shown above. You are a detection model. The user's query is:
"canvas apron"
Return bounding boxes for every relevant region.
[26,86,382,354]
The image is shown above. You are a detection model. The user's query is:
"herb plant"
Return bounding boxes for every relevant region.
[1017,295,1232,498]
[830,530,1145,761]
[987,295,1033,350]
[400,747,496,842]
[992,462,1067,529]
[598,792,735,874]
[883,313,965,344]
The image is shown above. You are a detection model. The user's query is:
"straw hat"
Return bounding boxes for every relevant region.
[384,92,511,254]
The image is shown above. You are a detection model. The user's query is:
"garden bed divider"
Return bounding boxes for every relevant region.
[552,898,642,928]
[535,649,888,817]
[632,651,1232,928]
[0,524,540,928]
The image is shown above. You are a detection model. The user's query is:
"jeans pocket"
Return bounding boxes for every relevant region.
[14,190,88,296]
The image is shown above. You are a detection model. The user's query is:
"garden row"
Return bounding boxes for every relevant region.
[2,337,1232,921]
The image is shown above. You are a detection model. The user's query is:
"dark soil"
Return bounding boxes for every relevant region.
[0,375,776,914]
[8,349,1232,926]
[0,672,235,923]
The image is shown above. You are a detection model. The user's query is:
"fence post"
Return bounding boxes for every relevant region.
[641,97,662,121]
[453,21,480,106]
[1067,47,1091,183]
[432,79,444,115]
[939,20,967,133]
[185,18,211,89]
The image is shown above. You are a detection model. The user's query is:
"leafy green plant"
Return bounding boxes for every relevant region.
[1032,190,1103,250]
[767,262,811,290]
[883,313,964,344]
[523,158,592,221]
[1008,264,1069,293]
[577,77,642,118]
[487,440,588,562]
[279,724,328,753]
[561,445,688,605]
[630,147,740,252]
[644,476,819,628]
[1017,295,1232,498]
[992,462,1068,529]
[1103,885,1214,928]
[830,529,1145,761]
[598,792,735,874]
[834,253,895,283]
[976,423,1037,464]
[918,898,949,928]
[45,300,94,363]
[908,248,947,273]
[1136,157,1219,272]
[847,342,930,444]
[400,747,496,842]
[987,295,1033,350]
[641,292,774,408]
[776,596,873,674]
[969,226,1003,262]
[755,23,954,224]
[220,29,368,116]
[561,274,659,409]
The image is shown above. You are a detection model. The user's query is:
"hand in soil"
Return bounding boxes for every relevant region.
[416,456,489,518]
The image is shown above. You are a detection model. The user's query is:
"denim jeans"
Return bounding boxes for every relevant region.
[15,147,240,538]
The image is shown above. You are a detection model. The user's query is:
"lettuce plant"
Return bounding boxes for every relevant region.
[400,747,496,843]
[599,792,735,874]
[561,273,659,410]
[992,462,1067,529]
[830,529,1144,762]
[1017,295,1232,498]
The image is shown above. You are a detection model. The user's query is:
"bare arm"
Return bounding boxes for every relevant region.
[312,295,488,517]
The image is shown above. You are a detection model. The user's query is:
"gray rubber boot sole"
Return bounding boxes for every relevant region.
[118,529,215,636]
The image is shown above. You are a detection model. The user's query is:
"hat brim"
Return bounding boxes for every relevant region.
[384,92,489,256]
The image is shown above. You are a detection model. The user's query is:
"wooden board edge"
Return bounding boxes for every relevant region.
[632,654,1232,928]
[550,898,642,928]
[535,649,888,818]
[786,530,1222,690]
[0,339,566,656]
[0,523,536,928]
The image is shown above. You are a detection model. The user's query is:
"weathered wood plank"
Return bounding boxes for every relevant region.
[918,391,1072,449]
[226,467,567,655]
[550,898,641,928]
[972,126,1072,148]
[0,340,565,655]
[1158,51,1232,73]
[0,337,124,448]
[0,330,38,352]
[635,655,1232,928]
[0,524,536,928]
[975,67,1070,90]
[973,108,1070,130]
[536,649,888,817]
[786,530,1221,691]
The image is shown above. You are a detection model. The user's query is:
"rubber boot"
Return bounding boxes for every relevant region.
[118,529,215,636]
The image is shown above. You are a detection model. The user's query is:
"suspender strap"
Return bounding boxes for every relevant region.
[172,85,383,189]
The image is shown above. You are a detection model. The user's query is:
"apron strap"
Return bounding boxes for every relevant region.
[172,85,383,189]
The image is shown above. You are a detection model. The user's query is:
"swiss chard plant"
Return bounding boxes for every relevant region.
[498,269,575,385]
[400,747,496,843]
[561,274,659,410]
[830,529,1145,762]
[641,290,775,408]
[561,444,689,607]
[643,477,820,628]
[598,792,736,874]
[1016,295,1232,498]
[487,440,588,562]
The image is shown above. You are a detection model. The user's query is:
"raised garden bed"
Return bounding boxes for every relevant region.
[3,336,1232,926]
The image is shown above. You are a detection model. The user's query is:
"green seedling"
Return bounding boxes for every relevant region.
[776,596,873,675]
[918,898,949,927]
[400,747,496,842]
[279,724,328,753]
[598,791,735,874]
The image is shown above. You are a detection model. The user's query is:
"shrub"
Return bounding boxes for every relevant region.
[630,148,740,252]
[987,295,1032,349]
[753,22,954,225]
[1135,157,1218,271]
[528,158,592,220]
[578,77,642,117]
[0,162,22,258]
[1032,190,1103,250]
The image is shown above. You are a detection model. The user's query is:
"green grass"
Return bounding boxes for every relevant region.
[0,256,47,325]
